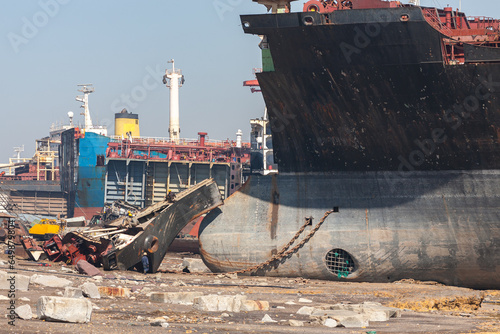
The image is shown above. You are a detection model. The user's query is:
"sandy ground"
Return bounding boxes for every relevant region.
[1,252,499,334]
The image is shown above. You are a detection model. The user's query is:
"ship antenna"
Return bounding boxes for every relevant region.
[13,145,24,163]
[76,84,95,131]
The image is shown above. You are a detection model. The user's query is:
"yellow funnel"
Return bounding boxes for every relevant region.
[115,110,140,137]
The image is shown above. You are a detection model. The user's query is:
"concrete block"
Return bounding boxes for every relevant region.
[193,295,221,312]
[219,295,247,312]
[0,270,30,291]
[181,258,210,273]
[339,315,369,328]
[323,318,338,327]
[261,314,277,323]
[193,294,247,312]
[289,319,304,327]
[240,300,270,312]
[298,298,313,303]
[362,302,401,319]
[36,296,92,323]
[296,306,316,315]
[30,274,72,288]
[362,309,391,322]
[311,309,369,328]
[15,304,32,320]
[80,282,100,299]
[151,292,203,305]
[64,287,83,298]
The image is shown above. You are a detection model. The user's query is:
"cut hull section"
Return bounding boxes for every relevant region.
[199,172,500,289]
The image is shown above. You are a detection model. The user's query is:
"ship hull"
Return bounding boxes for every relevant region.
[199,171,500,289]
[198,7,500,289]
[257,63,500,172]
[241,7,500,173]
[60,130,110,219]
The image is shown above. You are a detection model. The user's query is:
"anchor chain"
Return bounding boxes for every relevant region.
[158,210,334,276]
[225,209,335,275]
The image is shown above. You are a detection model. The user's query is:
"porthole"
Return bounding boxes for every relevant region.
[303,16,314,26]
[243,21,250,28]
[325,248,356,278]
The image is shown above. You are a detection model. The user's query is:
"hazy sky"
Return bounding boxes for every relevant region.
[1,0,499,163]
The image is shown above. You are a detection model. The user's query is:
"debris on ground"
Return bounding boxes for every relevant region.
[36,296,92,323]
[0,253,498,333]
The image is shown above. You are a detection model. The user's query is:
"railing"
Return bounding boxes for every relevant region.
[108,136,250,148]
[467,16,500,31]
[422,8,453,36]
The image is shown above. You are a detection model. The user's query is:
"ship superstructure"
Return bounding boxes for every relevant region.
[57,62,250,219]
[101,61,249,209]
[104,132,249,208]
[76,84,108,136]
[244,69,278,174]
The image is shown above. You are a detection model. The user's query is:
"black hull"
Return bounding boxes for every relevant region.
[241,7,500,173]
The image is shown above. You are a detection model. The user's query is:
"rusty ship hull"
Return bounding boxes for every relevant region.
[242,7,500,173]
[199,2,500,289]
[200,172,500,289]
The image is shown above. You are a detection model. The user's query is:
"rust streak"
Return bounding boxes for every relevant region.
[199,246,254,271]
[269,174,280,240]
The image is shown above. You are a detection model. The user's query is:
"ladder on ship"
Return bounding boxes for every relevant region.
[422,7,454,37]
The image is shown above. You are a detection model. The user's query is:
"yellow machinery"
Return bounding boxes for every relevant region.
[29,219,61,240]
[115,110,140,137]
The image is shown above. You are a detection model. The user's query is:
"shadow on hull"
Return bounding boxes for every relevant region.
[199,172,500,290]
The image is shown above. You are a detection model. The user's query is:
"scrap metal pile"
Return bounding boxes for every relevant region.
[4,179,223,273]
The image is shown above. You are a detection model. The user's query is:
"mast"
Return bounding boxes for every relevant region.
[163,59,184,143]
[76,84,95,131]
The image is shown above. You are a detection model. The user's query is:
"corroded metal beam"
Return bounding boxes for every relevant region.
[102,178,223,272]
